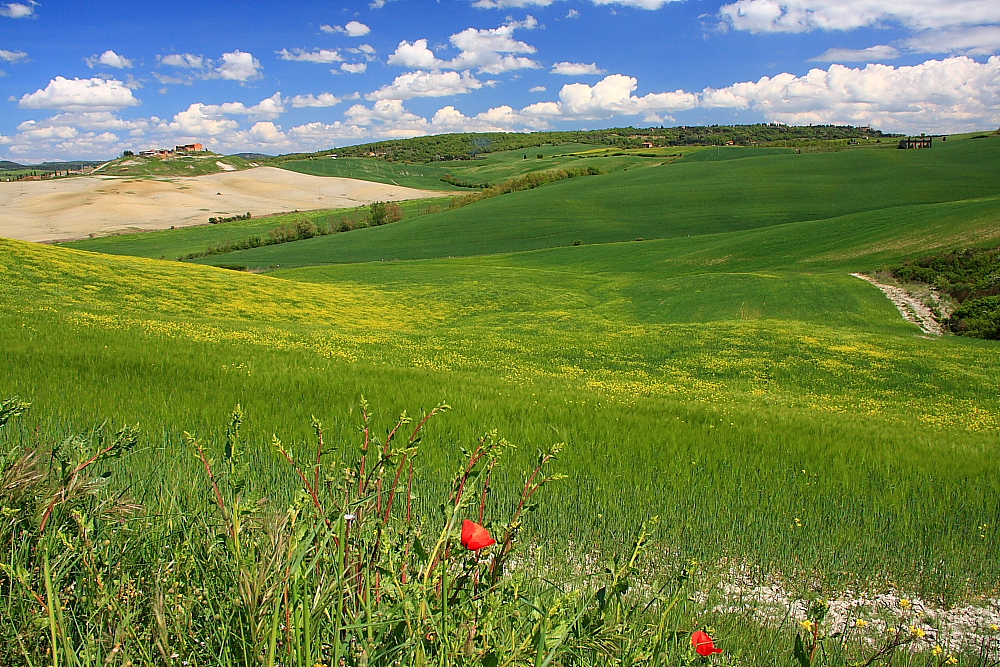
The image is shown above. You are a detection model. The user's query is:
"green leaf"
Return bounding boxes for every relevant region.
[793,633,811,667]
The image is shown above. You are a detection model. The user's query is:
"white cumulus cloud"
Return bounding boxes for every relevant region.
[700,56,1000,133]
[86,50,134,69]
[388,39,443,69]
[0,1,35,18]
[19,112,151,132]
[719,0,1000,33]
[289,92,344,107]
[277,48,344,63]
[809,45,900,62]
[0,49,27,62]
[159,53,208,69]
[366,70,491,100]
[904,26,1000,55]
[248,121,286,144]
[288,121,368,144]
[344,99,430,137]
[523,73,697,120]
[200,93,286,120]
[551,61,606,75]
[431,104,550,131]
[18,76,141,112]
[217,51,262,82]
[341,62,368,73]
[345,20,371,36]
[157,94,285,141]
[388,18,541,74]
[321,20,371,37]
[530,85,547,91]
[161,104,241,137]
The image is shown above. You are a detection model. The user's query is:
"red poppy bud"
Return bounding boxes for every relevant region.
[461,519,495,551]
[692,630,723,656]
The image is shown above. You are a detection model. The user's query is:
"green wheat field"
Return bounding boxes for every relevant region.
[3,135,1000,666]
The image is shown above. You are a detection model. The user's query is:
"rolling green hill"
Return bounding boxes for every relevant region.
[278,141,671,189]
[194,135,1000,268]
[4,172,1000,602]
[60,197,454,260]
[3,128,1000,661]
[267,123,893,163]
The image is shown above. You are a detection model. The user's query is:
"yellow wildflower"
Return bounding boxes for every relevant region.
[945,656,958,665]
[800,620,815,633]
[854,619,868,628]
[899,598,912,609]
[990,624,1000,632]
[910,626,926,638]
[932,646,944,656]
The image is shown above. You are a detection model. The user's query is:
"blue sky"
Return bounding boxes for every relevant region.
[1,0,998,161]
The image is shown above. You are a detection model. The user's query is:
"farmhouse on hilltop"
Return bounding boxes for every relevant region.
[136,143,204,158]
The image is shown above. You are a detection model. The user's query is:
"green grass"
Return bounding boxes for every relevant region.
[4,174,1000,594]
[4,133,1000,664]
[199,135,1000,268]
[96,153,250,178]
[676,145,798,161]
[281,142,667,190]
[60,197,454,260]
[282,157,468,190]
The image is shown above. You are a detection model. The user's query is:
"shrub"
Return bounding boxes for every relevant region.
[386,201,404,223]
[440,174,491,189]
[947,295,1000,338]
[368,201,389,226]
[448,167,603,212]
[208,212,252,225]
[295,218,320,239]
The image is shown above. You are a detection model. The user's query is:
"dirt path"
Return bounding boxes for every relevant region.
[851,273,944,335]
[0,167,444,243]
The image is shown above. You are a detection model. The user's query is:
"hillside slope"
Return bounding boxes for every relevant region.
[4,140,1000,596]
[205,137,1000,268]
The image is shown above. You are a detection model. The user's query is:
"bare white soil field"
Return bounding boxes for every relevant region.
[0,167,443,242]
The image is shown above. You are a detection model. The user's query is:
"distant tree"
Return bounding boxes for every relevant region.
[385,202,403,223]
[368,201,389,226]
[122,150,134,157]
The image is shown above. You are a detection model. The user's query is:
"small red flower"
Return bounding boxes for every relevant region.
[461,519,495,551]
[692,630,723,656]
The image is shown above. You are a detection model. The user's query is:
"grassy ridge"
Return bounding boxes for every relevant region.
[204,137,1000,268]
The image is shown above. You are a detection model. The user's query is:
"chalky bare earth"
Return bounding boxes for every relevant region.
[0,167,442,243]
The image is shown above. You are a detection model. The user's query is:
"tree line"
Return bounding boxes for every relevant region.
[181,202,404,260]
[263,124,898,165]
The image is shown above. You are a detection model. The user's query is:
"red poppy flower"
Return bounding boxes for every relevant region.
[692,630,723,656]
[461,519,495,551]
